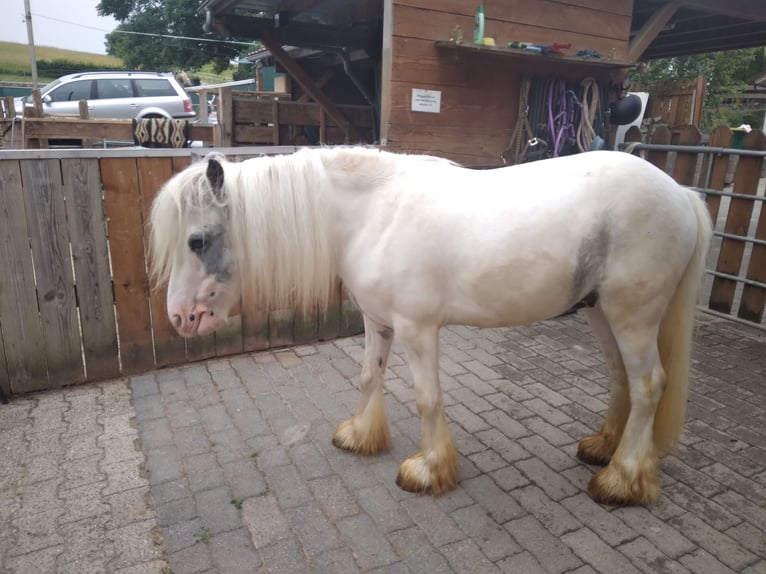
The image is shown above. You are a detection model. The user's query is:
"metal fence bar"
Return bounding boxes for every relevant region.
[705,270,766,290]
[710,231,766,247]
[620,142,766,158]
[692,187,766,203]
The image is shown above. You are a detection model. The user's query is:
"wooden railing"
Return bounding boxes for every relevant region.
[0,147,363,399]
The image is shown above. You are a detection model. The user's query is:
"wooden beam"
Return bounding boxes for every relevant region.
[20,117,213,143]
[629,2,679,61]
[675,0,766,22]
[217,14,377,52]
[260,35,357,142]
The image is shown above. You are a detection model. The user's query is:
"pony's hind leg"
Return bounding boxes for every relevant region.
[332,315,393,455]
[394,320,458,495]
[589,319,665,505]
[577,305,630,466]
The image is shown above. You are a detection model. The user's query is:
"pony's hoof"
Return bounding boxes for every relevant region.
[588,462,660,506]
[577,433,615,466]
[331,417,390,456]
[396,452,457,496]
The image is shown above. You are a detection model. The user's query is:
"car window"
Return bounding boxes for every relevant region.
[48,80,91,102]
[96,79,134,99]
[134,79,177,97]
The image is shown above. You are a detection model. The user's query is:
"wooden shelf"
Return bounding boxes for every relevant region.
[435,41,635,71]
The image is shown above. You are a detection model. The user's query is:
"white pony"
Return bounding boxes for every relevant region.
[149,147,712,505]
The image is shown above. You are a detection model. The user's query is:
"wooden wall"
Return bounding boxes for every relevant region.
[385,0,634,165]
[0,149,363,398]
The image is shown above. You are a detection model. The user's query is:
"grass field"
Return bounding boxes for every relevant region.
[0,41,233,85]
[0,41,123,83]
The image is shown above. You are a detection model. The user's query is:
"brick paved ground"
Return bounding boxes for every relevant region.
[1,312,764,573]
[136,312,765,574]
[0,380,167,573]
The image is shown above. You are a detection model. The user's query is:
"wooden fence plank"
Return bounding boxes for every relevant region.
[0,160,48,393]
[101,157,155,374]
[340,284,364,337]
[242,304,270,352]
[20,159,84,386]
[0,330,9,402]
[137,156,187,367]
[709,131,766,315]
[269,309,295,348]
[215,315,244,357]
[698,126,732,223]
[294,308,319,345]
[738,202,766,322]
[647,125,671,172]
[61,158,120,381]
[671,125,701,185]
[317,279,342,341]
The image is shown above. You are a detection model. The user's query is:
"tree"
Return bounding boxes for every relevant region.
[632,48,765,129]
[97,0,242,73]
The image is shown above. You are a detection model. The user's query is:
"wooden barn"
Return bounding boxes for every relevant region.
[200,0,766,165]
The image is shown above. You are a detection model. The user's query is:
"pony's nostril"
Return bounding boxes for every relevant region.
[210,291,216,297]
[189,314,196,322]
[171,314,183,329]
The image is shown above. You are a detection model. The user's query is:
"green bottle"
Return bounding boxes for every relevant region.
[474,5,485,44]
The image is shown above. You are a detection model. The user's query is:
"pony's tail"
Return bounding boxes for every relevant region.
[653,188,713,455]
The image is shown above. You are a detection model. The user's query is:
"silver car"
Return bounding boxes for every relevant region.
[15,71,196,120]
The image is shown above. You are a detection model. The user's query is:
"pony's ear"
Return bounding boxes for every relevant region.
[206,158,225,199]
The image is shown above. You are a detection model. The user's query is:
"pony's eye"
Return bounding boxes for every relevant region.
[188,236,205,252]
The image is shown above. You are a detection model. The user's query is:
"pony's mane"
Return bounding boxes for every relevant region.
[150,149,344,314]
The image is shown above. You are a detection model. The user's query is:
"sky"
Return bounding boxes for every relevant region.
[0,0,119,54]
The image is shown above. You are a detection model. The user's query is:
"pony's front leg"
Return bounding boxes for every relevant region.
[332,316,393,455]
[395,322,458,495]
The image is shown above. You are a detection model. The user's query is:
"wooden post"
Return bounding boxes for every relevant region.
[78,99,93,148]
[216,86,233,147]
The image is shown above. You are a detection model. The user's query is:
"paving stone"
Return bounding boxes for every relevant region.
[441,538,501,574]
[562,527,643,574]
[241,494,290,549]
[336,513,398,571]
[678,548,737,574]
[357,484,412,532]
[309,475,360,521]
[402,496,466,547]
[194,486,241,534]
[515,457,580,501]
[669,512,758,571]
[259,536,312,573]
[209,527,262,573]
[611,507,696,559]
[505,515,582,574]
[312,547,361,574]
[461,474,525,523]
[286,503,342,557]
[512,486,582,537]
[497,550,548,574]
[618,537,692,574]
[451,504,521,561]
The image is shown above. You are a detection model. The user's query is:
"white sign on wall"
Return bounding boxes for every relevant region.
[411,88,442,113]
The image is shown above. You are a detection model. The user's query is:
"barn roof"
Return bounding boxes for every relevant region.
[199,0,766,61]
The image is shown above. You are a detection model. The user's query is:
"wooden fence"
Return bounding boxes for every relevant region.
[0,147,363,399]
[640,76,707,128]
[624,124,766,326]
